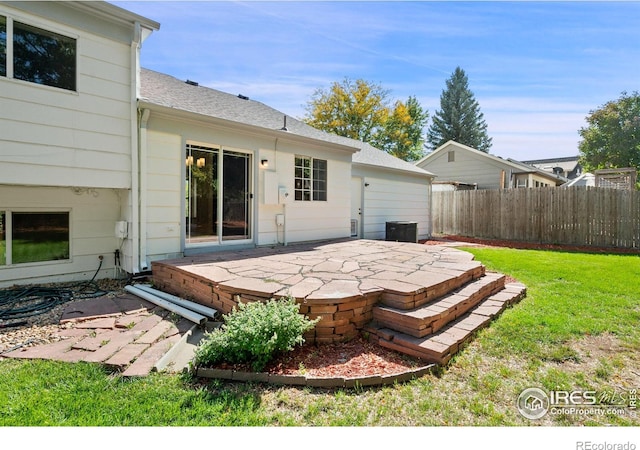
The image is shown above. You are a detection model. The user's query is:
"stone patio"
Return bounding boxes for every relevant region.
[152,239,526,361]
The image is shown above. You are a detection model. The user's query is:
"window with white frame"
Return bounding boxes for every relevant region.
[0,211,70,265]
[294,156,327,201]
[0,14,76,91]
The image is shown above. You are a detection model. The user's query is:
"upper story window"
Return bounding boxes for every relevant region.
[13,21,76,91]
[0,16,6,77]
[0,14,76,91]
[295,156,327,201]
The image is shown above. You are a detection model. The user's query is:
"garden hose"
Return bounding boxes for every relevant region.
[0,257,107,322]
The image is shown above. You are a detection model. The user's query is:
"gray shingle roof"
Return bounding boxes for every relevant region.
[353,143,434,176]
[139,68,358,150]
[139,68,433,177]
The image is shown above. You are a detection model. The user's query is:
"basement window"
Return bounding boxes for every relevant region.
[0,211,70,265]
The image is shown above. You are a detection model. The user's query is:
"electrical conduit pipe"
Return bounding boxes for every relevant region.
[124,285,207,325]
[133,284,218,319]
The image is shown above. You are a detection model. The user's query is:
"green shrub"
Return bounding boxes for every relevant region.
[194,295,319,372]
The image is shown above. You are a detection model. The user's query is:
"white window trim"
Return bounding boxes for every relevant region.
[294,155,328,202]
[0,208,72,267]
[0,9,79,93]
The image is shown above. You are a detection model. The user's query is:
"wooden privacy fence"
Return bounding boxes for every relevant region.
[432,187,640,249]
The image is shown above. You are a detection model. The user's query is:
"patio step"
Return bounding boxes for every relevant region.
[372,272,506,338]
[377,261,486,311]
[366,282,526,365]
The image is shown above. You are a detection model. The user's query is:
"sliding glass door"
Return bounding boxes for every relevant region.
[185,144,252,245]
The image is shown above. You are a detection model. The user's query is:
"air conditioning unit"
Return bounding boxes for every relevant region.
[385,221,417,243]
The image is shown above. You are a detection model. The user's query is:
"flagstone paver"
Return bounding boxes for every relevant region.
[105,342,150,368]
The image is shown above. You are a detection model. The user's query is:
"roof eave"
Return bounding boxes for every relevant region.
[66,1,160,31]
[353,161,435,179]
[138,100,360,154]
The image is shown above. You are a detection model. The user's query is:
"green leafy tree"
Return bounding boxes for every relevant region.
[372,96,429,162]
[303,78,428,161]
[578,91,640,175]
[427,67,492,152]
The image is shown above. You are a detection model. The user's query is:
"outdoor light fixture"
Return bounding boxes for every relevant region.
[261,159,269,168]
[185,156,193,166]
[197,158,205,168]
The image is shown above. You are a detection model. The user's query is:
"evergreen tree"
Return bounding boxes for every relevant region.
[427,67,492,152]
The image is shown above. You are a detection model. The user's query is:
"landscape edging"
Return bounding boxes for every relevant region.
[195,364,436,388]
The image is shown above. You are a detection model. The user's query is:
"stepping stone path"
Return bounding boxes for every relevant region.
[1,294,194,377]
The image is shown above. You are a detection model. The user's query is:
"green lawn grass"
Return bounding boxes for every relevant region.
[1,247,638,427]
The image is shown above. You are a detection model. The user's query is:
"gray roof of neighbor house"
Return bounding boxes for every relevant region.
[521,156,581,176]
[139,68,433,177]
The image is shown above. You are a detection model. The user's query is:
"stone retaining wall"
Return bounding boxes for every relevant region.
[152,265,381,344]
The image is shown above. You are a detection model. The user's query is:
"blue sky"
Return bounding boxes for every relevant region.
[113,1,640,161]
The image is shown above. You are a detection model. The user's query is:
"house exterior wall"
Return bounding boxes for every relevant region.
[140,109,352,259]
[0,185,125,287]
[351,165,432,241]
[141,128,183,267]
[0,2,153,285]
[0,2,137,189]
[258,142,352,246]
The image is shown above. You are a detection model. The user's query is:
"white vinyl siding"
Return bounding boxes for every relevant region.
[351,169,431,241]
[0,4,134,189]
[0,185,124,287]
[144,130,183,263]
[271,149,351,244]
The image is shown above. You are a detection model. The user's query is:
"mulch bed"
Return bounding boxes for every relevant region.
[205,334,425,378]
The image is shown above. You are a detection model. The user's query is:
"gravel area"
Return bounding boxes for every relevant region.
[0,278,129,355]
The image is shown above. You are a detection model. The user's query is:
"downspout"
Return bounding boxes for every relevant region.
[130,22,142,274]
[139,108,151,271]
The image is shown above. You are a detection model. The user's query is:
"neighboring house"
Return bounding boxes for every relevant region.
[415,141,566,190]
[522,156,582,180]
[562,172,596,188]
[0,2,433,287]
[563,168,638,189]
